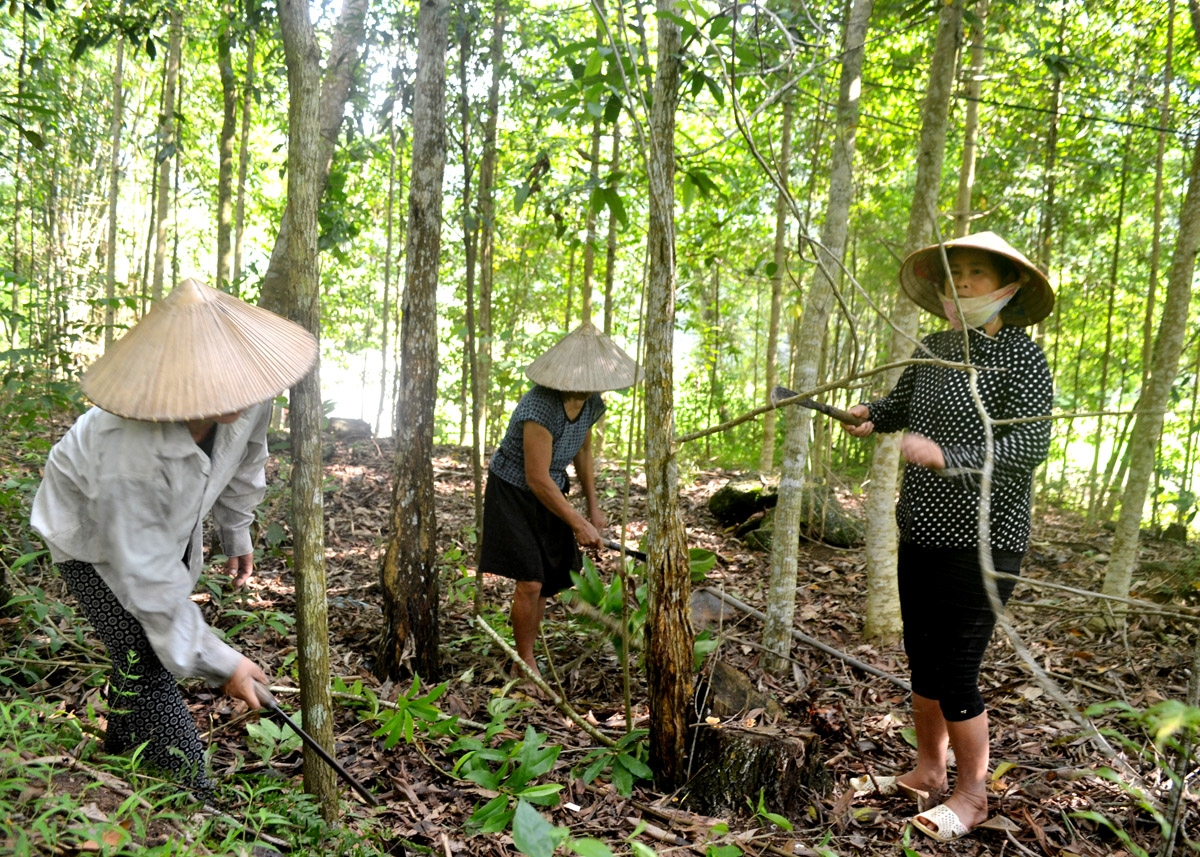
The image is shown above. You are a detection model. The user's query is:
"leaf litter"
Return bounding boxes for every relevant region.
[10,435,1200,856]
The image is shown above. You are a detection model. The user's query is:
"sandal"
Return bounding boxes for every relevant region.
[849,774,929,801]
[911,803,971,842]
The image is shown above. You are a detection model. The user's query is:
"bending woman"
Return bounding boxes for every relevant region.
[31,278,317,797]
[479,322,639,677]
[842,232,1053,842]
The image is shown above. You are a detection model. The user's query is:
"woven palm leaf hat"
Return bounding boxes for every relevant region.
[524,321,641,392]
[898,231,1055,326]
[81,278,319,421]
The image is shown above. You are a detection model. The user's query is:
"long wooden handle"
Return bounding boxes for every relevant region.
[255,681,380,807]
[770,386,864,427]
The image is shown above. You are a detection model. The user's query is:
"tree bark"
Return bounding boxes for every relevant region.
[472,0,504,604]
[260,0,369,315]
[863,0,961,641]
[952,0,986,239]
[234,29,257,288]
[216,9,237,290]
[277,0,337,820]
[758,96,793,475]
[761,0,873,673]
[643,0,692,791]
[378,0,447,682]
[1102,15,1200,612]
[104,0,128,348]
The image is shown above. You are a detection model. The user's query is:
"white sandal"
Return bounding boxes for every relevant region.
[911,803,971,841]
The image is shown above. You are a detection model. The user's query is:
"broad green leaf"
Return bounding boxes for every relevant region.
[512,800,565,857]
[570,839,614,857]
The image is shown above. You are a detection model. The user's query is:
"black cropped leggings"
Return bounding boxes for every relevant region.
[897,543,1022,722]
[58,560,212,794]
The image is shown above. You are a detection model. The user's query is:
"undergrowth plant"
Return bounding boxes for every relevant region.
[1075,698,1200,856]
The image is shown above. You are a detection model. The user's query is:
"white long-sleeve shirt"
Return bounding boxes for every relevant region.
[31,403,271,685]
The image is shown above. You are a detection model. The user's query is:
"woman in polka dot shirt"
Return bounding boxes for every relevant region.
[842,232,1054,841]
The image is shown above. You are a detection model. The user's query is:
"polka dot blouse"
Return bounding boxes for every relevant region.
[488,385,605,492]
[866,326,1052,552]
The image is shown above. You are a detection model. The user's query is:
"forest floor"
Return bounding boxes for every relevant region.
[11,433,1200,857]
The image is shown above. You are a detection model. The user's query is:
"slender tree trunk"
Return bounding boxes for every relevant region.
[863,0,962,640]
[1102,41,1200,613]
[216,9,237,289]
[154,9,182,301]
[234,30,257,288]
[1089,134,1130,520]
[277,0,336,820]
[377,119,400,436]
[10,5,25,348]
[594,120,620,459]
[378,0,447,681]
[581,114,601,325]
[104,0,128,348]
[260,0,369,315]
[458,6,481,532]
[1035,5,1066,274]
[762,0,874,670]
[643,0,691,791]
[1144,0,1174,391]
[953,0,986,239]
[758,96,794,474]
[472,0,504,596]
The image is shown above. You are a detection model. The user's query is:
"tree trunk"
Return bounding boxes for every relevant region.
[260,0,369,315]
[378,0,447,681]
[471,0,504,611]
[1102,25,1200,612]
[1144,0,1174,392]
[457,17,477,452]
[1088,133,1130,520]
[581,113,601,325]
[1035,7,1066,274]
[234,29,257,288]
[863,0,962,641]
[643,0,692,791]
[377,117,401,437]
[952,0,986,239]
[216,10,237,289]
[277,0,337,820]
[594,120,620,459]
[762,0,874,674]
[104,0,128,348]
[758,96,793,475]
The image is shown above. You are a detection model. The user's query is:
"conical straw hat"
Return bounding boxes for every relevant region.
[81,278,319,421]
[899,231,1055,326]
[524,322,640,392]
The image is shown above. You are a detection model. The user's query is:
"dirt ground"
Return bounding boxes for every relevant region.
[27,435,1200,856]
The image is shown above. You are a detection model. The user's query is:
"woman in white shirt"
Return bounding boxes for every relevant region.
[31,278,317,798]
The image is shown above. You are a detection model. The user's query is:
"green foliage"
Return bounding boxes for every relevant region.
[575,728,651,797]
[246,710,303,763]
[371,676,454,748]
[452,724,563,833]
[1074,699,1200,850]
[747,788,793,832]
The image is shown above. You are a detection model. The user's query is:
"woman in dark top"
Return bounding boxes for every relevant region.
[842,232,1053,841]
[480,322,639,678]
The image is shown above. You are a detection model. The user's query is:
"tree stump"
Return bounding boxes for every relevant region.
[683,722,825,818]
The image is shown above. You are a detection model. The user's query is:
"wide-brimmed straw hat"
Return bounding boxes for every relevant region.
[899,231,1054,326]
[524,321,640,392]
[81,278,319,421]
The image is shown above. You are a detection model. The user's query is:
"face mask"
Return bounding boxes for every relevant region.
[942,284,1020,331]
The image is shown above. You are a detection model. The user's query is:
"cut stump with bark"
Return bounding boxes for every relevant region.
[683,720,825,818]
